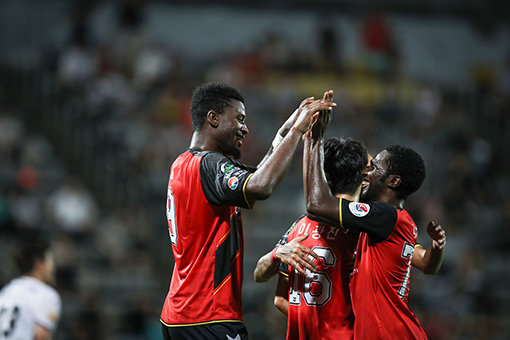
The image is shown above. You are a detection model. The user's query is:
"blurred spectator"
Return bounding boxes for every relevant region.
[361,9,399,75]
[46,177,99,237]
[58,26,97,86]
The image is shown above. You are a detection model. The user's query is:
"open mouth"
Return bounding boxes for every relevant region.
[236,134,245,145]
[361,179,369,193]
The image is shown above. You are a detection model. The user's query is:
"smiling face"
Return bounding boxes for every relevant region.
[216,99,248,159]
[361,150,390,202]
[361,153,372,195]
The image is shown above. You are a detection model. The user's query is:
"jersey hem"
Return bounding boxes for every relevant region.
[160,319,243,327]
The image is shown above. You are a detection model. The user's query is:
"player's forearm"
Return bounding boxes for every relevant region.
[257,146,274,169]
[245,127,302,201]
[254,252,279,283]
[257,107,302,169]
[413,245,444,275]
[304,137,340,225]
[34,325,52,340]
[274,295,289,316]
[274,276,290,316]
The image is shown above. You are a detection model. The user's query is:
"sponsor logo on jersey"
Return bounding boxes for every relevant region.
[348,202,370,217]
[221,163,234,173]
[228,176,239,190]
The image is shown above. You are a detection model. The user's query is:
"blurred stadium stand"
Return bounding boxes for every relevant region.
[0,1,509,339]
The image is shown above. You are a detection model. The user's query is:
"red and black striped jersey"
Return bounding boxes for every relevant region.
[160,149,253,326]
[278,215,358,340]
[339,199,427,340]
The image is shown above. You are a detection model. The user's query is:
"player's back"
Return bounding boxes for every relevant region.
[284,215,358,340]
[0,276,61,340]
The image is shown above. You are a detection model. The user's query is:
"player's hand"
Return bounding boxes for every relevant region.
[275,234,320,275]
[426,221,446,250]
[293,98,336,135]
[277,97,315,137]
[311,90,333,140]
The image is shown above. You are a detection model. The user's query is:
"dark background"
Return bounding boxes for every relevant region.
[0,0,509,339]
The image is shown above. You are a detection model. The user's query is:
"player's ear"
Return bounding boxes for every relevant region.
[387,174,401,189]
[207,110,220,128]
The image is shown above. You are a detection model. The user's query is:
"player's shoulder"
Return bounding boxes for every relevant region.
[27,277,58,295]
[200,151,249,174]
[289,214,308,230]
[29,280,61,310]
[1,277,59,301]
[287,214,317,236]
[200,150,236,165]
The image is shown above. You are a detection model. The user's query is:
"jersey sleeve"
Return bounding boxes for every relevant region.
[339,199,397,242]
[32,287,61,331]
[199,152,254,209]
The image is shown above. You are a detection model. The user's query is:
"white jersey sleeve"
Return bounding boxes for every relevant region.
[30,283,61,330]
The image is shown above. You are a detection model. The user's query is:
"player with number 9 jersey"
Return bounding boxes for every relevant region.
[160,149,253,327]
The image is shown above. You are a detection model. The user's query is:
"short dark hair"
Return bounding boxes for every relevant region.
[14,239,50,274]
[324,137,368,195]
[190,83,245,131]
[384,145,426,199]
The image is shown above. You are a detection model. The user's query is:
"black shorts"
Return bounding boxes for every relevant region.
[161,321,249,340]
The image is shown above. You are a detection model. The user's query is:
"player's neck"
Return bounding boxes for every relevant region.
[335,184,362,202]
[377,194,405,209]
[335,193,358,202]
[25,271,44,283]
[190,131,218,152]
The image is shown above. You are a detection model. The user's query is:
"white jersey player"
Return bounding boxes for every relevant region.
[0,240,61,340]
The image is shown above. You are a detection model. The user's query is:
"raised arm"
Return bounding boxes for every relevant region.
[304,133,341,226]
[412,221,446,274]
[302,90,341,225]
[258,97,315,167]
[245,98,335,202]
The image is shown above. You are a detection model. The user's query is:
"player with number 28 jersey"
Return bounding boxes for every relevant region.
[278,215,358,340]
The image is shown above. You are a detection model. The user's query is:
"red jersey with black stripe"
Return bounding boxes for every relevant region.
[160,149,253,326]
[279,215,357,340]
[339,200,427,339]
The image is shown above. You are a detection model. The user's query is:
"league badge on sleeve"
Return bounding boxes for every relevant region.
[221,162,234,173]
[228,177,239,190]
[349,202,370,217]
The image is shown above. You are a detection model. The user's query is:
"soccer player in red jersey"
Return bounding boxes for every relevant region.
[304,107,446,339]
[254,92,445,339]
[266,137,366,340]
[160,83,335,340]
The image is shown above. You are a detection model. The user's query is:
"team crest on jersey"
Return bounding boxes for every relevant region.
[348,202,370,217]
[228,176,239,190]
[221,163,234,173]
